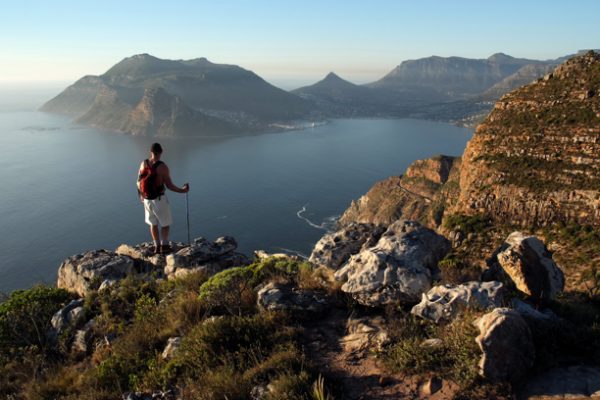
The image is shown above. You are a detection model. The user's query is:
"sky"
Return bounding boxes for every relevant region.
[1,0,599,89]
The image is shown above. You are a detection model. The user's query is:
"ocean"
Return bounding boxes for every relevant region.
[0,91,472,293]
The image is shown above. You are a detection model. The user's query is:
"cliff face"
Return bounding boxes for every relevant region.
[339,155,461,227]
[457,51,600,227]
[122,87,234,136]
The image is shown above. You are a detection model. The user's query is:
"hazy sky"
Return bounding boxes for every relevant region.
[1,0,599,89]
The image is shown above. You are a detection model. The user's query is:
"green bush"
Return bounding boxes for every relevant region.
[198,257,313,315]
[443,214,490,235]
[0,285,74,353]
[384,312,481,388]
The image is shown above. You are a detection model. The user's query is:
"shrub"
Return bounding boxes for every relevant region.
[0,285,74,353]
[443,214,490,235]
[384,311,481,388]
[198,257,313,315]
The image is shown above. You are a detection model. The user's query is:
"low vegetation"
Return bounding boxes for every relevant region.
[0,258,329,400]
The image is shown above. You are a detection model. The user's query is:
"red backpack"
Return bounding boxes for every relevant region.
[138,159,163,200]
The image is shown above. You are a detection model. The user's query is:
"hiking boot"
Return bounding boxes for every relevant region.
[160,244,173,254]
[150,245,160,255]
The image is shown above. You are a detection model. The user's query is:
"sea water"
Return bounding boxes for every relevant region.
[0,108,471,293]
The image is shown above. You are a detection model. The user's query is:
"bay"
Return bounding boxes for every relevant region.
[0,111,472,293]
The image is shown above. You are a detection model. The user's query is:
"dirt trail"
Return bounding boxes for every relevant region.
[302,307,457,400]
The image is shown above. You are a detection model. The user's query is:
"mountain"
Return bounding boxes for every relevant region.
[457,50,600,227]
[340,51,600,231]
[41,54,317,136]
[291,72,400,116]
[338,51,600,292]
[479,63,557,100]
[368,53,543,101]
[290,52,568,124]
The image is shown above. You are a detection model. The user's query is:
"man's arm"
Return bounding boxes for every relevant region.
[161,164,189,193]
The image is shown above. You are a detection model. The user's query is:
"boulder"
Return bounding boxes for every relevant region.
[341,315,390,355]
[50,298,85,336]
[166,250,250,280]
[115,241,185,272]
[488,232,564,301]
[334,220,450,306]
[519,366,600,399]
[161,337,181,360]
[475,308,535,382]
[71,319,95,355]
[411,281,504,323]
[310,223,385,269]
[511,298,557,321]
[165,236,238,273]
[57,250,134,296]
[257,282,327,315]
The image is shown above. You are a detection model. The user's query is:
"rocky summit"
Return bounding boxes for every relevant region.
[458,51,600,228]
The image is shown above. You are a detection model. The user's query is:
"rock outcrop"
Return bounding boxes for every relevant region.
[57,250,135,296]
[257,282,327,315]
[475,308,535,383]
[164,237,250,279]
[58,237,250,294]
[457,51,600,227]
[411,281,504,323]
[487,232,565,301]
[339,155,461,229]
[309,223,385,269]
[49,298,85,336]
[334,220,450,306]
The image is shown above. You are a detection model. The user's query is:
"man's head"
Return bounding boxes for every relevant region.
[150,142,163,158]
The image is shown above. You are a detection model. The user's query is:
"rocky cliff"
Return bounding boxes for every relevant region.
[341,52,600,230]
[457,51,600,228]
[339,155,461,228]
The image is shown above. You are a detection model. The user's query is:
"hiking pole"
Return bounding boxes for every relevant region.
[186,191,191,246]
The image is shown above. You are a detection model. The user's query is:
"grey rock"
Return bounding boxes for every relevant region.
[342,315,390,354]
[257,282,327,315]
[475,308,535,382]
[411,281,504,323]
[511,298,557,321]
[161,337,181,360]
[250,385,269,400]
[57,250,134,296]
[50,298,85,336]
[310,223,385,269]
[166,250,250,280]
[489,232,565,301]
[421,338,443,348]
[165,236,238,276]
[115,241,185,272]
[334,220,450,306]
[520,365,600,399]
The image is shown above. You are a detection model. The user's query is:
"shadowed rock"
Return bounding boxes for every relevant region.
[475,308,535,382]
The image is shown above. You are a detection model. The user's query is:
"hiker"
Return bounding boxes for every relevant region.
[137,142,189,254]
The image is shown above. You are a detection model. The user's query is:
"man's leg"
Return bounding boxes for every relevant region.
[150,225,160,251]
[161,225,170,243]
[160,226,172,253]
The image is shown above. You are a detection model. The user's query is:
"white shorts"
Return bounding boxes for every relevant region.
[144,195,173,227]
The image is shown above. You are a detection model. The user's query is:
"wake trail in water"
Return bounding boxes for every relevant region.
[274,247,309,259]
[296,204,339,231]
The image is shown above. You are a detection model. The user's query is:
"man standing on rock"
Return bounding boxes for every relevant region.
[137,143,189,254]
